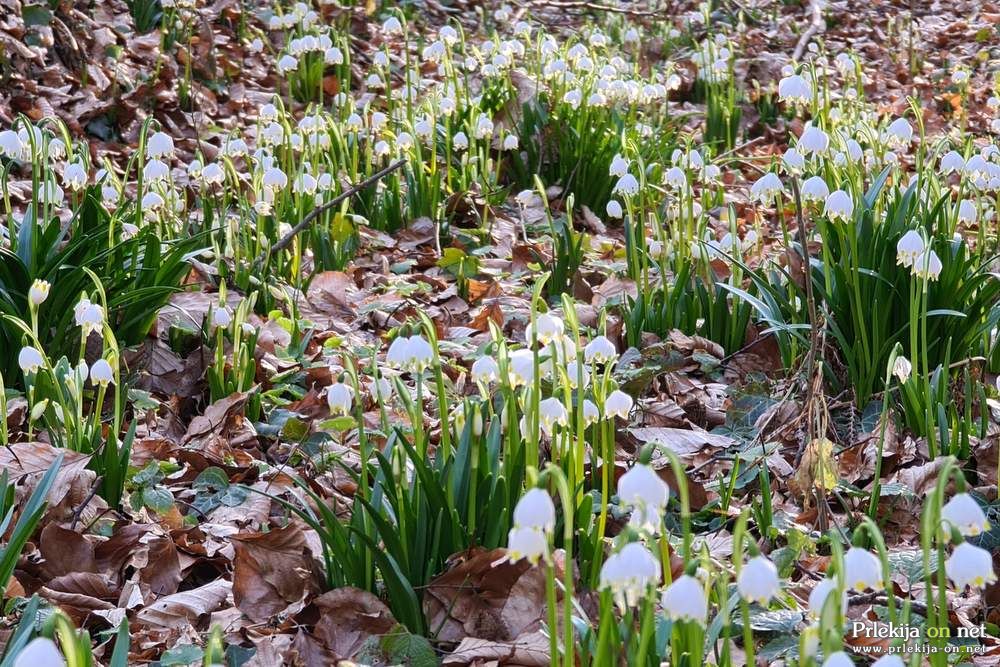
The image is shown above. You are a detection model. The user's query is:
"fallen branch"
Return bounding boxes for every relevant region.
[254,158,406,269]
[792,0,825,61]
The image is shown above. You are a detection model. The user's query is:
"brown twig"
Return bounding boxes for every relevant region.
[70,475,103,530]
[792,0,825,62]
[254,158,406,270]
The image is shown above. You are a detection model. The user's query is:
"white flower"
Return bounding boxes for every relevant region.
[941,493,990,537]
[582,399,599,426]
[13,637,64,667]
[892,355,912,383]
[262,167,288,191]
[474,114,494,139]
[63,161,88,190]
[277,54,299,74]
[895,230,925,267]
[29,279,50,305]
[750,172,784,202]
[502,134,519,151]
[606,200,623,219]
[737,555,780,604]
[664,166,687,189]
[823,190,854,221]
[326,383,354,416]
[528,313,565,347]
[618,463,668,510]
[801,175,830,202]
[661,575,708,624]
[89,359,114,386]
[604,390,633,420]
[452,131,469,150]
[538,397,568,435]
[212,306,232,329]
[18,346,44,373]
[957,199,976,224]
[324,47,343,65]
[563,89,582,109]
[146,131,175,159]
[609,154,630,178]
[507,526,547,563]
[883,117,913,148]
[777,74,811,104]
[513,487,555,532]
[507,349,535,387]
[0,130,23,159]
[871,656,905,667]
[613,174,640,196]
[600,542,660,608]
[382,16,403,34]
[782,148,805,173]
[387,335,434,372]
[822,652,855,667]
[844,547,883,592]
[945,542,996,589]
[940,150,965,174]
[201,163,225,186]
[75,299,104,336]
[912,249,942,281]
[293,173,318,195]
[807,577,845,618]
[798,126,829,155]
[471,356,500,384]
[584,336,617,364]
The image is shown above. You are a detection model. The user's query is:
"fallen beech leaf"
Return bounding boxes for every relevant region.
[232,523,312,622]
[311,587,396,659]
[135,579,231,629]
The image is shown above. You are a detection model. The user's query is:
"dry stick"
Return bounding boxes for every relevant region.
[792,0,825,62]
[791,177,821,469]
[521,0,664,17]
[253,158,407,270]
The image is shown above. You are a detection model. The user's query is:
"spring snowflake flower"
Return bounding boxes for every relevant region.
[262,167,288,191]
[513,487,555,532]
[211,306,232,329]
[895,230,925,267]
[600,542,660,609]
[584,336,617,364]
[89,359,114,386]
[823,652,855,667]
[945,542,996,589]
[326,383,354,416]
[604,390,633,420]
[29,279,50,305]
[801,175,830,202]
[507,349,535,387]
[439,25,458,45]
[618,463,668,532]
[386,335,434,372]
[293,173,318,195]
[538,397,568,436]
[613,174,640,197]
[381,15,403,35]
[474,114,494,140]
[201,163,225,186]
[750,172,784,202]
[911,249,942,281]
[452,131,469,151]
[844,547,883,592]
[143,159,169,182]
[582,399,600,426]
[507,525,547,564]
[783,148,805,173]
[778,73,811,104]
[662,575,707,624]
[525,313,565,347]
[941,493,990,536]
[823,190,854,221]
[502,134,519,151]
[738,555,780,604]
[146,131,174,159]
[18,346,44,373]
[471,356,500,384]
[798,126,829,156]
[0,130,22,158]
[606,200,623,219]
[324,46,343,65]
[940,150,965,174]
[63,161,87,190]
[892,355,912,383]
[883,117,913,148]
[664,166,687,189]
[807,577,846,617]
[957,199,976,224]
[609,154,630,178]
[75,298,104,336]
[12,637,64,667]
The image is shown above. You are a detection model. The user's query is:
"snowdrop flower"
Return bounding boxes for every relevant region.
[212,306,232,329]
[563,89,582,109]
[513,487,556,532]
[750,172,784,202]
[737,556,780,604]
[373,140,391,158]
[146,131,174,159]
[277,54,299,74]
[387,335,434,372]
[606,200,623,219]
[844,547,883,592]
[798,126,829,155]
[439,25,458,45]
[507,526,548,564]
[29,279,50,305]
[883,117,913,148]
[957,199,976,224]
[564,359,589,389]
[538,397,568,435]
[89,359,114,386]
[18,346,44,373]
[940,150,965,174]
[327,382,354,416]
[604,390,633,420]
[600,542,660,608]
[143,159,169,182]
[783,148,805,173]
[892,355,912,383]
[801,175,830,202]
[471,356,500,384]
[912,249,942,281]
[945,542,996,589]
[823,652,855,667]
[75,299,104,336]
[613,174,640,197]
[623,27,640,43]
[609,154,630,178]
[584,336,617,364]
[807,577,845,617]
[661,575,708,624]
[778,74,812,104]
[63,161,87,190]
[13,637,64,667]
[824,190,854,221]
[895,230,925,267]
[941,493,990,536]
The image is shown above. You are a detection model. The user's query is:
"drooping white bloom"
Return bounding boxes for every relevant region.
[507,349,535,387]
[600,542,660,608]
[0,130,23,159]
[29,279,50,305]
[604,390,633,420]
[883,117,913,148]
[506,525,548,563]
[807,577,845,618]
[471,356,500,384]
[18,346,44,373]
[502,134,519,151]
[940,150,965,174]
[945,542,996,589]
[895,230,925,267]
[661,575,708,624]
[737,555,780,604]
[618,463,668,511]
[63,161,88,190]
[912,249,942,281]
[89,359,114,386]
[382,16,403,35]
[277,54,299,74]
[474,114,494,140]
[892,355,912,383]
[513,487,556,532]
[387,335,434,372]
[798,126,829,155]
[146,131,175,159]
[941,493,990,537]
[609,154,630,178]
[212,306,232,329]
[844,547,883,592]
[452,131,469,150]
[201,162,225,186]
[582,399,599,426]
[606,200,623,219]
[782,148,805,173]
[822,652,855,667]
[262,167,288,191]
[327,382,354,416]
[750,172,784,202]
[13,637,64,667]
[664,166,687,189]
[801,175,830,202]
[777,74,812,104]
[823,190,854,221]
[538,397,568,436]
[957,199,976,224]
[75,299,104,336]
[526,313,565,347]
[584,336,617,364]
[612,174,640,196]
